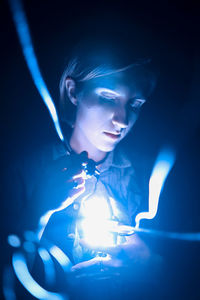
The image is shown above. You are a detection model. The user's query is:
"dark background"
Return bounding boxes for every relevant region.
[1,0,200,298]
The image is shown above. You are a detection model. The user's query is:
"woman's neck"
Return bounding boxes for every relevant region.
[69,126,107,162]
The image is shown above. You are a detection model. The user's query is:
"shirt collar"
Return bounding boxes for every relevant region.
[98,147,131,172]
[53,140,132,172]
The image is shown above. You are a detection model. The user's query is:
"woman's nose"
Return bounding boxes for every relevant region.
[112,106,128,129]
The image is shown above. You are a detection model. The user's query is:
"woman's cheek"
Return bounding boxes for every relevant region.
[125,112,138,134]
[129,110,139,124]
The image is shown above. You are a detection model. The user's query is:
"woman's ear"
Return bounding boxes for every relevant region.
[65,78,77,106]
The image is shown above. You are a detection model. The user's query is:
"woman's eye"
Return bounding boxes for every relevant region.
[99,94,116,103]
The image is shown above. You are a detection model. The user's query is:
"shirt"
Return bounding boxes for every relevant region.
[40,141,141,264]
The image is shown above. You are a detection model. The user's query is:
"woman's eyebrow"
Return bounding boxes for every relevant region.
[94,88,120,98]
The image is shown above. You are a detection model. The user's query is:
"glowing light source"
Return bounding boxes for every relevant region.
[12,252,65,300]
[80,195,116,248]
[135,148,175,228]
[9,0,64,141]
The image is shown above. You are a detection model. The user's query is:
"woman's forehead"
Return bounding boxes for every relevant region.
[82,72,145,98]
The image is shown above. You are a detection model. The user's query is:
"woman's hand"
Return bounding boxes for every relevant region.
[69,234,151,280]
[35,151,89,216]
[70,255,123,280]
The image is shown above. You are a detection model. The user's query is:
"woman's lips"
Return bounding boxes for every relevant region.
[103,132,121,140]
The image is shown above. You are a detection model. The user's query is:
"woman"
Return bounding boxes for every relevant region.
[37,42,157,298]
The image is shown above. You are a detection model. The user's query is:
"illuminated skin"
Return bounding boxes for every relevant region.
[67,72,146,162]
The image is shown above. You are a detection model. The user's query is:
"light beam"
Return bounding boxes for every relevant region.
[38,247,55,285]
[12,252,65,300]
[9,0,64,141]
[135,148,175,228]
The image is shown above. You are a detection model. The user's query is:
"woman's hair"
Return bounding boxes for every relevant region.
[59,40,157,127]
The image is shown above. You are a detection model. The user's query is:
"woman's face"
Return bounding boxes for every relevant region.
[72,72,146,155]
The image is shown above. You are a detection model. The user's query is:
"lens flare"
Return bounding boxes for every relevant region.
[135,148,175,228]
[12,252,65,300]
[38,247,55,285]
[7,234,21,248]
[49,246,72,273]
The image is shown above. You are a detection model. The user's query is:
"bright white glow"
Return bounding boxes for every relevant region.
[12,252,65,300]
[80,195,116,247]
[9,0,64,142]
[135,148,175,228]
[81,219,115,248]
[49,246,72,273]
[81,195,111,219]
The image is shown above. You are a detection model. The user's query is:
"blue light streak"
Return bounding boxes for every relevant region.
[38,248,56,285]
[87,219,200,242]
[132,227,200,241]
[38,171,86,240]
[135,148,175,228]
[12,252,65,300]
[49,246,72,273]
[9,0,64,141]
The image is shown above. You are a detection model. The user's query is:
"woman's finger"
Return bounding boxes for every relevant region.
[71,257,101,273]
[68,185,85,200]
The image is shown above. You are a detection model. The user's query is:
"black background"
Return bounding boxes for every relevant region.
[1,0,200,298]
